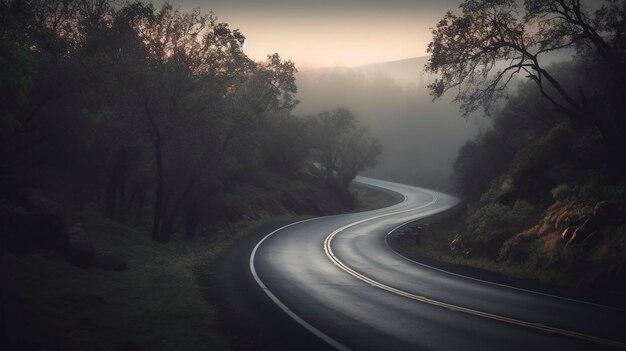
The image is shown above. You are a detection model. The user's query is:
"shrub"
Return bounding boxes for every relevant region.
[499,229,539,263]
[466,201,541,257]
[551,184,572,201]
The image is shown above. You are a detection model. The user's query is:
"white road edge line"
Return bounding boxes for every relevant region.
[383,221,626,313]
[325,187,626,349]
[357,178,626,312]
[248,187,410,351]
[250,217,351,351]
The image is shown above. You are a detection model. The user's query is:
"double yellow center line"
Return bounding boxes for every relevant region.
[323,195,626,349]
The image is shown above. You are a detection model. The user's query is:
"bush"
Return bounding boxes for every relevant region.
[466,201,540,257]
[499,229,539,263]
[551,184,572,201]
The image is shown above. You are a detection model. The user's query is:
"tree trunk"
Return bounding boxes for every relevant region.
[104,181,117,219]
[160,210,176,242]
[134,182,148,225]
[185,203,199,239]
[134,192,146,225]
[104,149,131,222]
[152,139,164,241]
[118,178,128,224]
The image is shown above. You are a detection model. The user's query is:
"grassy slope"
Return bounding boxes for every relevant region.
[391,210,626,306]
[3,212,281,350]
[2,184,395,351]
[397,213,560,283]
[349,183,398,212]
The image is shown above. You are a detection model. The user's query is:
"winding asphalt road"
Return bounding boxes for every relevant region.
[250,176,626,351]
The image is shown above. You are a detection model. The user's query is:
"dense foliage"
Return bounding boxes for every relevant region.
[426,0,626,288]
[0,0,380,242]
[449,65,626,287]
[427,0,626,161]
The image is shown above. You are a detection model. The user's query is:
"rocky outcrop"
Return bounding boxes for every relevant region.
[563,201,618,249]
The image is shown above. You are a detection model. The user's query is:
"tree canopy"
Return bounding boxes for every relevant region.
[426,0,626,155]
[307,108,381,186]
[0,0,380,242]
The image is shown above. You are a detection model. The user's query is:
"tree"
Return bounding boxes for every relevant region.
[79,2,298,241]
[0,0,84,164]
[0,0,352,245]
[103,3,253,241]
[261,113,311,176]
[308,108,381,185]
[426,0,626,156]
[308,108,357,182]
[336,126,381,185]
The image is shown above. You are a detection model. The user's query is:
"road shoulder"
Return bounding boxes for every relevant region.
[387,211,626,310]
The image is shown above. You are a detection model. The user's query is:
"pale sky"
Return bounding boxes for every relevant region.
[161,0,463,67]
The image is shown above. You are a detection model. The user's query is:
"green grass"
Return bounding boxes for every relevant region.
[350,184,397,212]
[3,185,390,350]
[2,188,393,351]
[2,212,298,351]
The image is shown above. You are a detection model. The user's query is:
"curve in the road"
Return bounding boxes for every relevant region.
[250,177,626,351]
[250,217,351,351]
[324,207,626,349]
[383,224,626,313]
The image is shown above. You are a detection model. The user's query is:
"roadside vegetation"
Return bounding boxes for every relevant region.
[407,0,626,295]
[4,211,239,350]
[0,0,382,257]
[1,0,381,243]
[349,183,397,212]
[2,184,392,350]
[1,1,383,349]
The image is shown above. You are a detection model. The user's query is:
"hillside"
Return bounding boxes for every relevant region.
[391,58,626,297]
[354,56,431,86]
[294,56,484,190]
[2,184,396,350]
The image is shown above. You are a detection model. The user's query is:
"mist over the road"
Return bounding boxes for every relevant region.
[294,57,484,189]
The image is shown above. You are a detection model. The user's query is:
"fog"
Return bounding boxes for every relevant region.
[294,56,485,189]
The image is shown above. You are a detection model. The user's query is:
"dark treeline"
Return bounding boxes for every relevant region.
[0,0,380,243]
[429,0,626,289]
[427,0,626,162]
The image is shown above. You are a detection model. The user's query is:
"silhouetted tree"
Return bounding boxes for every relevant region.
[308,108,381,185]
[0,0,379,244]
[261,113,311,176]
[426,0,626,157]
[336,125,381,185]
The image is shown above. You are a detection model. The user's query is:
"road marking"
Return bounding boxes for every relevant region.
[357,177,626,312]
[383,222,626,313]
[323,194,626,350]
[249,184,411,351]
[250,217,351,351]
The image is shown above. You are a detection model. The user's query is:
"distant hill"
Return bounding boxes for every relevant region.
[295,52,576,187]
[354,56,431,86]
[353,50,575,86]
[295,56,484,189]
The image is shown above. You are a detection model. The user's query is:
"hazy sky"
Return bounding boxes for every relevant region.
[161,0,462,67]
